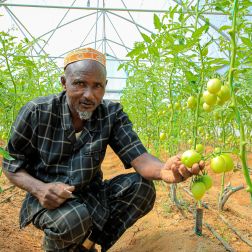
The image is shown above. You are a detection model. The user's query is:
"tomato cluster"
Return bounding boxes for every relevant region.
[202,78,231,112]
[186,78,231,113]
[191,174,213,201]
[210,153,234,173]
[181,146,215,201]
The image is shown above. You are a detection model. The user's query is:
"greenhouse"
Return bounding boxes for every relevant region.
[0,1,252,252]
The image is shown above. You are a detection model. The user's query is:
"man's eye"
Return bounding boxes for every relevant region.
[95,84,102,88]
[74,82,84,86]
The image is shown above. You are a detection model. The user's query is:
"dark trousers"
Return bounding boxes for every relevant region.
[33,173,156,252]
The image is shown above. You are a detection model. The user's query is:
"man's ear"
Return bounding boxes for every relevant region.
[61,76,66,90]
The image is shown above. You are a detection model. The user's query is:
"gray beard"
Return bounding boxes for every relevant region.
[77,110,93,120]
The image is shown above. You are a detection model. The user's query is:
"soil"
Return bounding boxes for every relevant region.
[0,146,252,252]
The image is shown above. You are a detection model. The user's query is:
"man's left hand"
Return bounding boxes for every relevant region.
[160,155,205,183]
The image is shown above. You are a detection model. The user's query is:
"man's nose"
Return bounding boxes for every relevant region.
[83,86,94,99]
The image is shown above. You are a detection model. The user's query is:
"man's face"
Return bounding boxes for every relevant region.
[61,60,107,119]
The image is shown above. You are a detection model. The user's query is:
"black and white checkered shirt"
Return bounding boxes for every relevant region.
[3,91,147,229]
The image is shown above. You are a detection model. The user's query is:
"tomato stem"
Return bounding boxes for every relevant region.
[227,0,252,202]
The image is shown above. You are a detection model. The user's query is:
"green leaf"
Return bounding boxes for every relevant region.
[0,147,15,161]
[117,63,124,71]
[141,33,152,44]
[240,37,252,47]
[192,25,208,39]
[126,43,145,58]
[154,14,162,30]
[148,46,159,57]
[219,25,232,32]
[170,5,178,19]
[202,47,208,57]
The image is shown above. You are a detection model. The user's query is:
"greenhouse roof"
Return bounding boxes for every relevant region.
[1,0,251,100]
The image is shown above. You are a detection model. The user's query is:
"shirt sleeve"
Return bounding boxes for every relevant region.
[109,103,147,169]
[2,103,37,173]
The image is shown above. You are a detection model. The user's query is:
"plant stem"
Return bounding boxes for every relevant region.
[193,0,205,149]
[167,62,176,155]
[227,0,252,201]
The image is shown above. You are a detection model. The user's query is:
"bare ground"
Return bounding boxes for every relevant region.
[0,146,252,252]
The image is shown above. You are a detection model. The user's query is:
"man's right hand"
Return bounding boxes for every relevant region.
[36,182,75,209]
[3,169,75,210]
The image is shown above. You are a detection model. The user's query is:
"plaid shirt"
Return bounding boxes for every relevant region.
[3,91,147,229]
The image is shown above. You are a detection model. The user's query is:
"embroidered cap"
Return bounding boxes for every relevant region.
[64,47,106,69]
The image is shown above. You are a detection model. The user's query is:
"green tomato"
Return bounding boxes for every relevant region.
[181,150,201,168]
[207,78,222,94]
[216,97,226,106]
[191,182,206,200]
[217,85,231,102]
[203,102,213,112]
[195,144,204,153]
[203,91,217,106]
[187,96,197,109]
[210,155,226,173]
[174,102,181,110]
[188,139,193,145]
[220,154,234,172]
[159,132,166,141]
[201,175,213,190]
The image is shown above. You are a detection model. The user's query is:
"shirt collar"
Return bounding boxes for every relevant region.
[61,91,74,131]
[61,91,102,133]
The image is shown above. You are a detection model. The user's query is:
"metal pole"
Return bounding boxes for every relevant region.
[105,12,130,53]
[106,38,131,51]
[94,0,100,49]
[102,0,106,54]
[79,11,103,47]
[107,11,153,34]
[4,6,62,73]
[39,0,78,53]
[1,3,251,16]
[36,12,97,41]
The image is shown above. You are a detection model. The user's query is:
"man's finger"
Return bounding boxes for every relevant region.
[191,163,200,175]
[199,160,205,170]
[178,164,192,180]
[171,163,183,182]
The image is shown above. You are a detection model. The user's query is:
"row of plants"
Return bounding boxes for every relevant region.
[120,0,252,233]
[0,21,62,190]
[0,30,62,141]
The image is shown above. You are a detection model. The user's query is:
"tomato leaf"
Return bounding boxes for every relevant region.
[154,14,162,31]
[141,33,152,44]
[192,25,209,39]
[0,147,15,161]
[240,37,252,47]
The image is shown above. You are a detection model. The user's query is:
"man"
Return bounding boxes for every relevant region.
[3,48,203,252]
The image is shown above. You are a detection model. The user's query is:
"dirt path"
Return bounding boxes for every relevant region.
[0,146,252,252]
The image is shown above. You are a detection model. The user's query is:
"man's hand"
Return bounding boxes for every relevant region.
[160,155,205,183]
[35,182,75,209]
